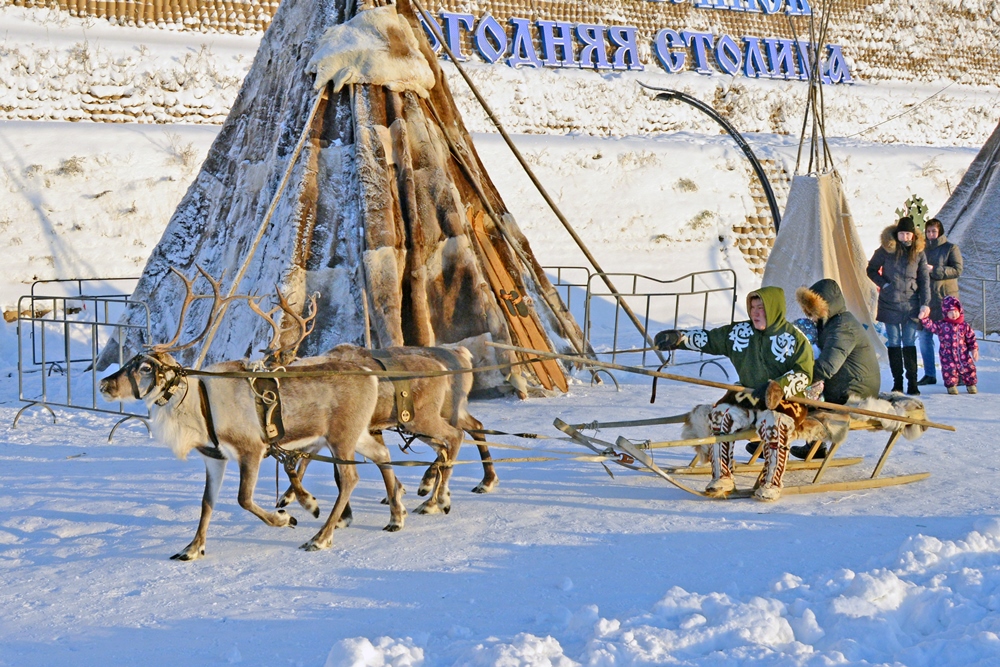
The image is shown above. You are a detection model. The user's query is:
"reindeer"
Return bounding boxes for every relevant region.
[99,268,405,560]
[251,296,498,517]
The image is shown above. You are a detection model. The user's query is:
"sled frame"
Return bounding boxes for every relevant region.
[556,413,928,498]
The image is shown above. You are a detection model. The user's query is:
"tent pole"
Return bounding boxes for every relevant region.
[410,0,661,357]
[193,86,329,369]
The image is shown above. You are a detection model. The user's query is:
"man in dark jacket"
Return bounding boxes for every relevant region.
[866,216,930,395]
[790,278,881,459]
[917,218,963,386]
[654,286,813,502]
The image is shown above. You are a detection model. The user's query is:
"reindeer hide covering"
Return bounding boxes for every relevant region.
[308,4,434,98]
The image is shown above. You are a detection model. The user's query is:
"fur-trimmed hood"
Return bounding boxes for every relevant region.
[880,223,925,258]
[796,278,846,322]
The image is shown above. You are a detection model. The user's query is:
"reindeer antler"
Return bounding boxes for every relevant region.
[150,266,239,355]
[247,287,319,366]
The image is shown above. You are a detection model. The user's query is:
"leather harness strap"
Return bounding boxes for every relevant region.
[369,350,414,424]
[198,379,221,449]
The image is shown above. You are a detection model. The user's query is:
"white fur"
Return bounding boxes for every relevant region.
[308,4,435,98]
[145,378,209,461]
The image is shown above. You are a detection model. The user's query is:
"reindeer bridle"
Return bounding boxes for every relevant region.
[123,354,188,406]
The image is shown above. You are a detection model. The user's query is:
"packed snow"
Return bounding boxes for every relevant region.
[3,3,1000,666]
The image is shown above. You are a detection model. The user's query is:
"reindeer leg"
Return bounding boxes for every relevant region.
[417,455,442,497]
[276,456,311,510]
[282,457,320,519]
[372,431,405,504]
[415,424,463,515]
[332,464,353,528]
[172,454,227,561]
[236,454,297,528]
[464,415,498,494]
[303,445,356,551]
[356,431,406,532]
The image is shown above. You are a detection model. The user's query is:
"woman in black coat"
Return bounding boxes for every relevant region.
[866,216,930,395]
[916,217,963,386]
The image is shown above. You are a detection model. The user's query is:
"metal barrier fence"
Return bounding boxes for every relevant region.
[545,267,738,371]
[14,278,151,435]
[961,262,1000,342]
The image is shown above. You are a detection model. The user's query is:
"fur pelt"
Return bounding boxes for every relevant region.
[879,224,926,261]
[681,391,927,463]
[308,4,435,98]
[796,286,829,321]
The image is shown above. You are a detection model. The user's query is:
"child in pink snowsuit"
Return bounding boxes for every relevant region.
[920,295,978,394]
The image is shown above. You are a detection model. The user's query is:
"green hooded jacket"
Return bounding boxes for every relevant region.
[680,286,814,398]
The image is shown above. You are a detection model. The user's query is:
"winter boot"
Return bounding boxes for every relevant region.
[947,386,959,395]
[706,441,736,497]
[917,375,937,386]
[903,346,920,395]
[888,347,904,393]
[753,412,794,502]
[790,441,827,460]
[968,385,978,394]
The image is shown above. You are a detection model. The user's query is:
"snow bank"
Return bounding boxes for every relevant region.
[326,521,1000,666]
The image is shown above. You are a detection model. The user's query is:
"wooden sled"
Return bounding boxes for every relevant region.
[554,413,930,499]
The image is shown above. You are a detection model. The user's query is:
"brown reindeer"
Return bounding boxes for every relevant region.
[99,269,405,559]
[257,314,498,518]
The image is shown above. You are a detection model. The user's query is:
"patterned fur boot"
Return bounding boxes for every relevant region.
[706,441,736,496]
[753,411,794,502]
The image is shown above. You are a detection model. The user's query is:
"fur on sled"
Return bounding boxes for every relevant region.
[682,384,927,464]
[308,4,435,98]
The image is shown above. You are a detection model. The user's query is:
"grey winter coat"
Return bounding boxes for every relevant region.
[797,279,881,404]
[866,224,930,325]
[923,234,963,320]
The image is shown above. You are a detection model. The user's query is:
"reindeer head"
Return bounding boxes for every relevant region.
[99,351,186,406]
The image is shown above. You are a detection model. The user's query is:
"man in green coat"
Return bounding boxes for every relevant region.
[654,286,814,501]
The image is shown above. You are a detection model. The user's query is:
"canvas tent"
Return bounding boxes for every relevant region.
[933,120,1000,335]
[101,0,587,396]
[762,171,884,356]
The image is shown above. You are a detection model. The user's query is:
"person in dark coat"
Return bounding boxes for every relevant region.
[866,216,930,395]
[790,278,881,459]
[916,218,964,386]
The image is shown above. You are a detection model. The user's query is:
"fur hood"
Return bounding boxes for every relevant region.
[796,278,846,322]
[880,223,925,258]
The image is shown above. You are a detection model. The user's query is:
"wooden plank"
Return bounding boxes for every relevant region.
[468,210,568,391]
[781,472,930,495]
[568,413,690,430]
[663,457,864,475]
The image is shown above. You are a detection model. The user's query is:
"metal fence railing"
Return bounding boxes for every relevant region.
[959,262,1000,343]
[545,267,738,374]
[14,278,151,437]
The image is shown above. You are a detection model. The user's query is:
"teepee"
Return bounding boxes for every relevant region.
[102,0,586,395]
[761,0,883,356]
[933,120,1000,334]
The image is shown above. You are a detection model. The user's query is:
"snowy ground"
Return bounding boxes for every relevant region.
[3,4,1000,666]
[2,323,1000,666]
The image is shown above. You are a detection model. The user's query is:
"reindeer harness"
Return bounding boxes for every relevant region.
[369,350,415,424]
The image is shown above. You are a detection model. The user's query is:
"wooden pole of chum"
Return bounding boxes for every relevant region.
[488,342,956,432]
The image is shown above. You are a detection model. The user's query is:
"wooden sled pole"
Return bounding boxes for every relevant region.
[490,342,956,432]
[409,0,662,361]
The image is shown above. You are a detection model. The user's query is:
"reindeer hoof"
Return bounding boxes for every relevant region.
[383,523,403,532]
[300,539,330,551]
[471,479,498,494]
[170,546,205,561]
[335,516,352,529]
[415,500,442,515]
[443,505,451,515]
[416,487,430,497]
[311,507,320,519]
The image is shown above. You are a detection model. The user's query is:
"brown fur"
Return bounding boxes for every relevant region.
[796,286,829,321]
[880,224,926,261]
[99,352,402,560]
